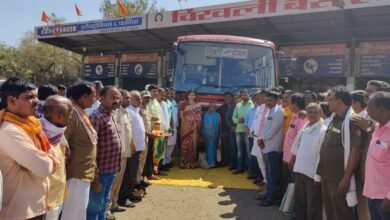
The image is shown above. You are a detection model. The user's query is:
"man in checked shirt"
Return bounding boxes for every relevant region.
[88,86,122,220]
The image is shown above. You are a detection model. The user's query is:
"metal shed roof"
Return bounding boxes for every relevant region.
[35,0,390,55]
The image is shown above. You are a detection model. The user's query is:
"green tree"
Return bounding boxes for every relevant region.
[100,0,164,18]
[0,43,30,79]
[0,32,82,85]
[19,32,82,85]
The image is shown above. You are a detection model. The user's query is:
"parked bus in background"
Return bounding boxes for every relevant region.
[171,35,278,105]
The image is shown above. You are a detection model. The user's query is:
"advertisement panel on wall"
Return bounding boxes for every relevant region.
[84,55,116,78]
[279,43,347,77]
[357,41,390,76]
[120,53,159,78]
[147,0,390,29]
[35,15,146,39]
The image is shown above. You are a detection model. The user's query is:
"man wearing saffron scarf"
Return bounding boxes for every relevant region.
[0,77,57,220]
[41,95,73,220]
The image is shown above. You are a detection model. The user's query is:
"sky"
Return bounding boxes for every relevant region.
[0,0,245,47]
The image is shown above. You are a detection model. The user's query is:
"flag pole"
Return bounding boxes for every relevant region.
[178,0,182,9]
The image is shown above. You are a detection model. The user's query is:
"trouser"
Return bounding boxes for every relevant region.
[110,158,127,209]
[137,149,147,184]
[61,178,91,220]
[257,152,267,183]
[321,179,357,220]
[119,152,141,205]
[357,179,370,220]
[163,144,175,165]
[236,132,250,171]
[264,151,281,202]
[368,199,390,220]
[46,205,63,220]
[295,173,322,220]
[143,137,154,177]
[248,137,261,178]
[164,129,177,165]
[229,130,238,169]
[221,131,230,165]
[281,162,292,195]
[87,173,117,220]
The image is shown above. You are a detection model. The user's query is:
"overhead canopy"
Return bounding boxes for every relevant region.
[35,0,390,55]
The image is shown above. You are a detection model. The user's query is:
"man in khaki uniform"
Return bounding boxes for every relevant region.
[316,88,363,220]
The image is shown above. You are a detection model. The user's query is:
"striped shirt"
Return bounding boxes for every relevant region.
[90,105,122,174]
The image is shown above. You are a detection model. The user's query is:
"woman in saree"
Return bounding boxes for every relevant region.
[179,90,202,169]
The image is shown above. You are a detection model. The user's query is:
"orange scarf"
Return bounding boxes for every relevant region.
[3,112,51,152]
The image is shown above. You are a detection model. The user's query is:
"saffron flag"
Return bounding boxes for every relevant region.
[117,0,127,17]
[75,4,82,16]
[41,11,50,24]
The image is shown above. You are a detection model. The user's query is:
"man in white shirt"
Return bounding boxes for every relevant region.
[290,103,327,220]
[156,88,170,173]
[351,90,367,118]
[85,81,103,116]
[122,90,146,203]
[163,88,179,169]
[110,89,134,212]
[257,90,284,206]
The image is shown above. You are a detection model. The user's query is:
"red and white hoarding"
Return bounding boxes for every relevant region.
[148,0,390,29]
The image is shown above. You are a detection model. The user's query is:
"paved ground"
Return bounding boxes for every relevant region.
[115,185,289,220]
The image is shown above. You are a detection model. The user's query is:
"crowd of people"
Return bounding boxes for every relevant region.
[213,81,390,220]
[0,76,389,220]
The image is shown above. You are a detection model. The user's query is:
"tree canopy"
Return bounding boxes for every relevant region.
[0,32,82,85]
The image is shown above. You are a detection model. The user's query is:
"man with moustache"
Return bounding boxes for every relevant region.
[85,80,104,116]
[88,86,122,220]
[40,95,73,220]
[290,103,326,220]
[110,89,135,212]
[145,85,161,180]
[0,77,57,220]
[138,91,152,185]
[232,89,253,174]
[163,88,179,169]
[156,88,170,174]
[218,92,234,166]
[316,88,363,220]
[123,90,147,203]
[257,90,284,206]
[351,80,389,220]
[61,81,97,220]
[363,91,390,219]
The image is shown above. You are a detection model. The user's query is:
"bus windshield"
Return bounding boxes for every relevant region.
[173,41,276,94]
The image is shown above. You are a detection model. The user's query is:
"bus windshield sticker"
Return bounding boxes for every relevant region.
[205,47,248,59]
